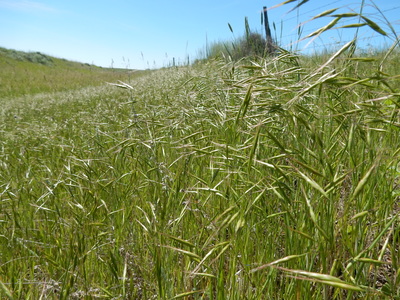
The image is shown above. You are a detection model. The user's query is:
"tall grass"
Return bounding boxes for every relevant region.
[0,1,399,299]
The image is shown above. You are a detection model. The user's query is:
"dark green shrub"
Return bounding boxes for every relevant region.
[231,32,276,60]
[204,32,277,62]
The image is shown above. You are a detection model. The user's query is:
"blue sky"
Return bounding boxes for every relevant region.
[0,0,399,69]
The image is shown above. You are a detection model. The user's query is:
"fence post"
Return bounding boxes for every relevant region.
[263,6,272,44]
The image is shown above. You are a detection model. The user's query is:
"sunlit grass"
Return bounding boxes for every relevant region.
[0,47,143,99]
[0,2,399,299]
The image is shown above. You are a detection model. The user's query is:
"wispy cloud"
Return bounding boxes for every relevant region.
[0,0,58,13]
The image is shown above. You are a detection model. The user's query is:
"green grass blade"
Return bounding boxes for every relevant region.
[0,280,13,300]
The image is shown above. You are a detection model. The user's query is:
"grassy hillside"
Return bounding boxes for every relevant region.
[0,4,399,299]
[0,47,399,298]
[0,47,143,98]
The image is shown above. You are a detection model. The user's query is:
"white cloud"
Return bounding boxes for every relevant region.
[0,0,58,13]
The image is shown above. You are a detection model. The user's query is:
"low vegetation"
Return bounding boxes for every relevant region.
[0,1,399,299]
[0,47,142,99]
[204,17,277,61]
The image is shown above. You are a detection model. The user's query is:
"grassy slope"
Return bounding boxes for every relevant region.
[0,46,399,299]
[0,47,143,99]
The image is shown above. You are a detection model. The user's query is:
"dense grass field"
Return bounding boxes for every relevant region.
[1,6,400,299]
[0,47,142,99]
